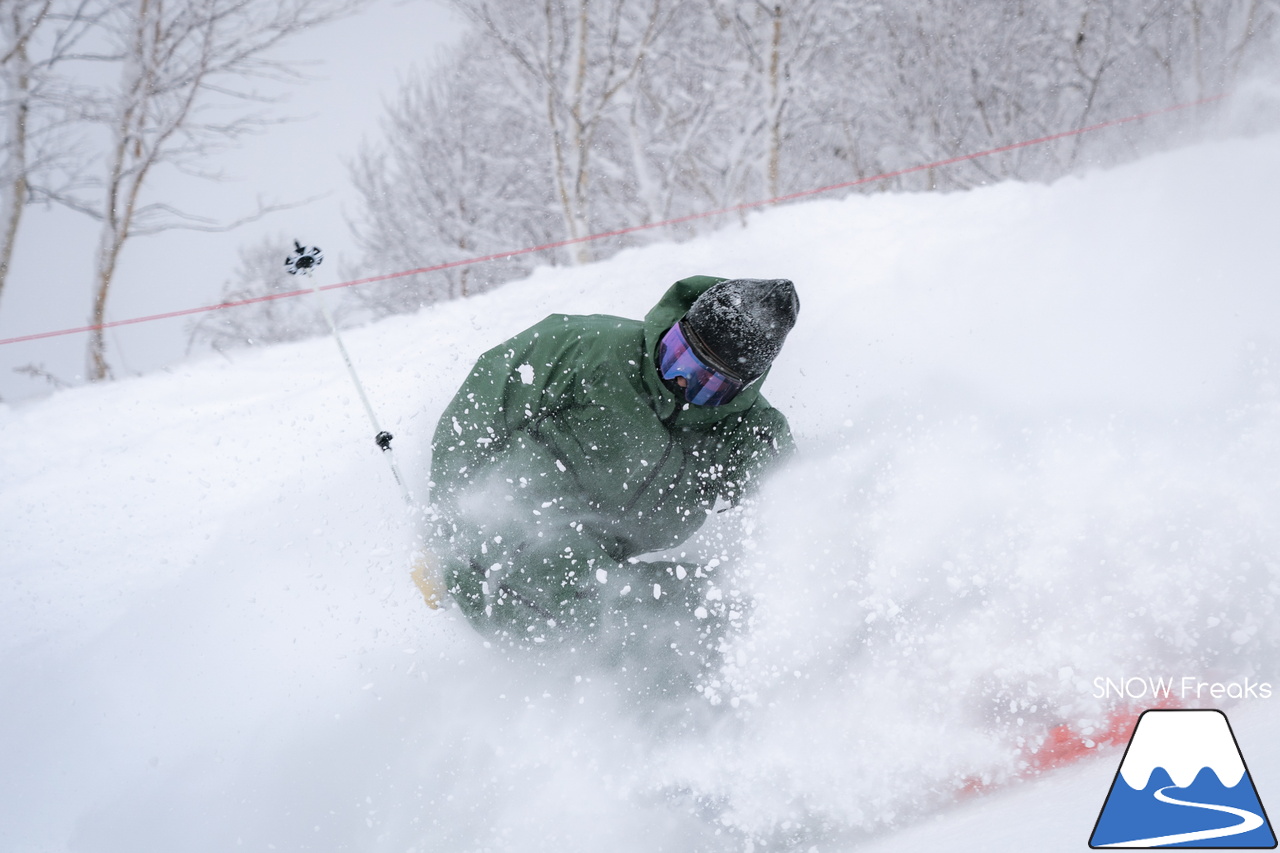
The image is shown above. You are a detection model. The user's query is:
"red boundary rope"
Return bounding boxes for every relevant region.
[0,94,1224,348]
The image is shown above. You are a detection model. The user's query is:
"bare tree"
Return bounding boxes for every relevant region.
[0,0,103,304]
[451,0,670,264]
[0,1,48,303]
[831,0,1277,189]
[343,0,1277,333]
[1140,0,1274,102]
[349,0,682,315]
[51,0,360,381]
[701,0,830,200]
[349,35,562,315]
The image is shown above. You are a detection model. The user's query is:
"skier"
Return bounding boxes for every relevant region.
[420,275,799,673]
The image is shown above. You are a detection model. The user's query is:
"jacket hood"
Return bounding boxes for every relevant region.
[641,275,774,425]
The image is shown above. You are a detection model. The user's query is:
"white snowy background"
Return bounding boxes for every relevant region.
[2,127,1279,851]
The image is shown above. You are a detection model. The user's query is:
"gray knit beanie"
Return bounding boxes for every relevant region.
[682,278,799,380]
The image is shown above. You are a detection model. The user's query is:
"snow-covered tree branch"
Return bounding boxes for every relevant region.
[345,0,1276,322]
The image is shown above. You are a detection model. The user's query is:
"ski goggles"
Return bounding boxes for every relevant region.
[656,320,752,407]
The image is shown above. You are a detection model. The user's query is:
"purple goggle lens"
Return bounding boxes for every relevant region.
[656,321,748,407]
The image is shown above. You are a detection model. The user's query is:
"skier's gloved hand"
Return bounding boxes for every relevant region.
[410,549,446,610]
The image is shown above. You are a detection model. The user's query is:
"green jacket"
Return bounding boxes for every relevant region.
[429,275,794,640]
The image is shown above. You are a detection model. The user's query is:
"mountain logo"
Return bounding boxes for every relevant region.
[1090,709,1276,848]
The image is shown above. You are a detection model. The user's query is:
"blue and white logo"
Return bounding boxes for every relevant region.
[1090,709,1276,848]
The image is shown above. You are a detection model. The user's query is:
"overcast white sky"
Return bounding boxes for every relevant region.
[0,0,467,403]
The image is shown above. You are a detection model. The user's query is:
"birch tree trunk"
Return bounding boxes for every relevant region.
[0,48,31,304]
[0,0,48,304]
[87,0,163,381]
[765,3,782,200]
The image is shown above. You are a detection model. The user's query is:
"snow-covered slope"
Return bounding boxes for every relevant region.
[2,134,1279,853]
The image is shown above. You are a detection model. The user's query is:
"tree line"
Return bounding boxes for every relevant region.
[6,1,1273,366]
[324,0,1272,328]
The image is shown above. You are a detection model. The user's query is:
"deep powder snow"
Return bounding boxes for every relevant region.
[2,134,1278,852]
